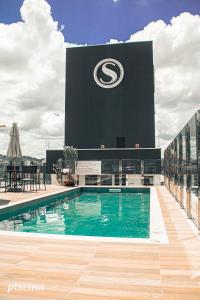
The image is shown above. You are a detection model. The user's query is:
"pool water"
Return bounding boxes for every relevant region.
[0,192,150,238]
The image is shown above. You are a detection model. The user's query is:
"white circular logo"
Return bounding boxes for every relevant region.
[93,58,124,89]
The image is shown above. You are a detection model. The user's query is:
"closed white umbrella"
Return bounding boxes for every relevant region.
[6,123,22,191]
[7,123,22,160]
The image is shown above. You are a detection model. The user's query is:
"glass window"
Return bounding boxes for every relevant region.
[85,175,98,185]
[101,160,119,174]
[99,175,112,185]
[122,160,141,174]
[144,160,161,174]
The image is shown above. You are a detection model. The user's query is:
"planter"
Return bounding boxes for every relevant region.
[63,180,75,187]
[63,175,75,186]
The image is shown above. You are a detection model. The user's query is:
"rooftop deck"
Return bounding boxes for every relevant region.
[0,184,69,204]
[0,186,200,299]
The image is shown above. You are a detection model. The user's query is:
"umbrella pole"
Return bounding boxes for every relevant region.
[13,158,17,190]
[13,158,16,171]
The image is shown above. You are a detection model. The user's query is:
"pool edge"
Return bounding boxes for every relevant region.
[0,186,168,244]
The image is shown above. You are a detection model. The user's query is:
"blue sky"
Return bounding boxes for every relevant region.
[0,0,200,44]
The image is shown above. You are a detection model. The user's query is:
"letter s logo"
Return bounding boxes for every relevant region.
[93,58,124,89]
[100,62,118,84]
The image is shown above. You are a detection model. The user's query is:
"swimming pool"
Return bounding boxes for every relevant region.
[0,187,168,243]
[0,187,150,238]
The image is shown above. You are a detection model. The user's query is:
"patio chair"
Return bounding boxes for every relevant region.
[21,166,38,192]
[37,166,46,191]
[0,170,6,189]
[4,165,23,192]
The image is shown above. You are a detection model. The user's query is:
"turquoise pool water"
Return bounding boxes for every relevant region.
[0,190,150,238]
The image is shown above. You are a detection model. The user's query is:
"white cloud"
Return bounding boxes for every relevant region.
[0,0,65,157]
[0,0,199,158]
[128,12,200,151]
[59,24,65,32]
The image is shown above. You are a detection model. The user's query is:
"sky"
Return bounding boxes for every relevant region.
[1,0,200,44]
[0,0,200,158]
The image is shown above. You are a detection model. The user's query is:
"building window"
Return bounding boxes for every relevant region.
[116,137,125,148]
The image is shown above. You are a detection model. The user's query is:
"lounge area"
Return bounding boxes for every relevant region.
[0,165,46,193]
[0,184,68,206]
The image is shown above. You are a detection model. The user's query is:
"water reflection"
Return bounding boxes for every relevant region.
[0,192,150,238]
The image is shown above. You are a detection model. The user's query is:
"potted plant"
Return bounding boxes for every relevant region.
[63,146,78,186]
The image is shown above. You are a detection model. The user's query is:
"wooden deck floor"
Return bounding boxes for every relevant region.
[0,186,200,299]
[0,185,69,204]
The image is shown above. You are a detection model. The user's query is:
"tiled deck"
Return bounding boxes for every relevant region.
[0,186,200,299]
[0,185,69,204]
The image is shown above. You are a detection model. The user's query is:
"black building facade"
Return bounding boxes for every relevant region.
[65,42,155,149]
[46,42,161,185]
